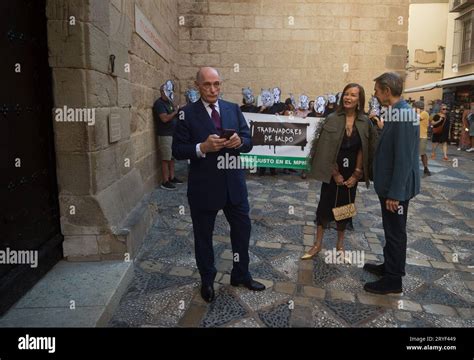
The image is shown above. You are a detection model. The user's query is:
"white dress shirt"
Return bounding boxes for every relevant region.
[196,100,220,158]
[195,99,242,157]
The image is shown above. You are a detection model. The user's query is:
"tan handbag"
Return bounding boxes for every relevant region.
[332,186,357,221]
[432,116,445,135]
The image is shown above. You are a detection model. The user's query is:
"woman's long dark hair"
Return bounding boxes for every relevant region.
[337,83,366,115]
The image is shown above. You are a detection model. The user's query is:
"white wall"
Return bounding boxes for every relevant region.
[443,7,474,78]
[408,3,449,64]
[405,3,449,104]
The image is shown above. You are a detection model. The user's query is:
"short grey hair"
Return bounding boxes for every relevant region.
[374,72,403,97]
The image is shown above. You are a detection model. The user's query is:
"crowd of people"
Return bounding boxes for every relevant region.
[151,68,472,302]
[153,78,474,190]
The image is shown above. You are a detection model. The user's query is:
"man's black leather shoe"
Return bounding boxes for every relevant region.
[363,263,385,277]
[364,276,402,295]
[200,284,215,303]
[230,279,266,291]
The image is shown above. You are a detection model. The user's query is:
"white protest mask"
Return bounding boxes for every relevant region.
[260,89,274,107]
[163,80,174,102]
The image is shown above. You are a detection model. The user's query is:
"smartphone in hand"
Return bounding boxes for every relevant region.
[220,129,236,140]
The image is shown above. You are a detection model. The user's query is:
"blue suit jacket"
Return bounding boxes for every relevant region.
[172,99,253,210]
[373,99,420,201]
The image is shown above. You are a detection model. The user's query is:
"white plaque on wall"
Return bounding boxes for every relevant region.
[135,4,168,62]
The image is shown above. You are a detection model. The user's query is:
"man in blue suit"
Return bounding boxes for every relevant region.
[172,67,265,302]
[363,72,420,294]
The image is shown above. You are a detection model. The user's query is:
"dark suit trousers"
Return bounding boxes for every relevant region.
[379,197,409,278]
[190,200,251,286]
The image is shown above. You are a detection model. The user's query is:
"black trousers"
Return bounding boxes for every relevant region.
[190,200,251,286]
[379,197,409,278]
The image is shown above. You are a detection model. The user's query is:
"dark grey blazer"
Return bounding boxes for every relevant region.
[373,99,420,201]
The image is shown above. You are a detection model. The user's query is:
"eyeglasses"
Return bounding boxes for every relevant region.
[200,82,221,90]
[441,108,447,110]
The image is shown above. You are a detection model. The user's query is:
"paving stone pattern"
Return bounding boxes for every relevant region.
[109,147,473,327]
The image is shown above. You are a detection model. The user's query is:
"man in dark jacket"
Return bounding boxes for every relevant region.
[173,67,265,303]
[363,72,420,294]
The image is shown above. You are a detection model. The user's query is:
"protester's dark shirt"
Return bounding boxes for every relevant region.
[260,102,285,115]
[153,98,177,136]
[259,106,276,114]
[271,102,286,114]
[323,107,336,117]
[240,104,260,113]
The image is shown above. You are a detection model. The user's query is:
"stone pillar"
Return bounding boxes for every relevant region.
[46,0,159,260]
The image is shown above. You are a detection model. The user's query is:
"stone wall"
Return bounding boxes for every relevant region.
[177,0,410,105]
[46,0,179,260]
[45,0,411,261]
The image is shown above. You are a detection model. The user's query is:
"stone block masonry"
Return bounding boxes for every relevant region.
[44,0,409,260]
[177,0,409,104]
[47,0,179,259]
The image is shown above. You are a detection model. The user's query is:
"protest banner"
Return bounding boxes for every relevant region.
[241,113,323,170]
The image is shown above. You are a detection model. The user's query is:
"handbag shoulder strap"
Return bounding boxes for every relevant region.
[334,185,352,207]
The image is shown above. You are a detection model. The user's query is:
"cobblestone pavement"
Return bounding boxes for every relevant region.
[109,145,473,328]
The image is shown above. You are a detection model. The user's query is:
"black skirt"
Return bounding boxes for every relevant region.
[315,127,361,231]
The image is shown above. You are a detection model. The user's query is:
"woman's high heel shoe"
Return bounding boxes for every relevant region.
[301,242,322,260]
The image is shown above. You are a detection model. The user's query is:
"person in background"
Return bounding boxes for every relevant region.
[431,104,450,161]
[295,94,311,118]
[271,87,286,114]
[313,96,326,117]
[307,96,322,117]
[296,95,311,179]
[458,105,471,151]
[324,94,337,117]
[414,101,431,176]
[368,95,384,135]
[257,89,278,176]
[278,98,298,174]
[282,97,296,115]
[185,88,200,104]
[240,87,259,113]
[307,105,317,118]
[153,81,183,190]
[463,101,474,152]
